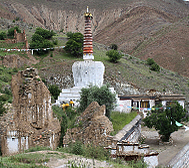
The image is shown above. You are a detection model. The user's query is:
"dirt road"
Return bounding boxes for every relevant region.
[142,126,189,167]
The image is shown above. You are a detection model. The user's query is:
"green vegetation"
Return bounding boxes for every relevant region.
[110,111,138,135]
[25,146,51,153]
[0,153,52,168]
[48,84,61,101]
[0,32,6,40]
[30,27,56,55]
[143,102,188,142]
[78,84,116,118]
[106,49,123,63]
[0,67,17,104]
[110,43,118,50]
[64,32,83,57]
[52,106,78,147]
[7,26,21,38]
[146,58,160,72]
[58,141,110,160]
[0,101,6,116]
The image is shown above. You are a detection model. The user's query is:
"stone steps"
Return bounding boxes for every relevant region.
[55,87,83,105]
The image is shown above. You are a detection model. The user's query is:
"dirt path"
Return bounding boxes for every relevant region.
[142,126,189,167]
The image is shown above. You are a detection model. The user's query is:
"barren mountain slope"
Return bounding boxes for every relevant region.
[0,0,189,77]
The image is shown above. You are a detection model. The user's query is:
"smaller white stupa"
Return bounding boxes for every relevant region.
[56,7,105,105]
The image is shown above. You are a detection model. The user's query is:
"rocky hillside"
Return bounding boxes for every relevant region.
[0,0,189,77]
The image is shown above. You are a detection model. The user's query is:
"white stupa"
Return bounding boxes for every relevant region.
[56,7,105,105]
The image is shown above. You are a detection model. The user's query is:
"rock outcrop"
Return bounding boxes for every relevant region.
[0,54,39,69]
[63,101,114,147]
[1,67,60,156]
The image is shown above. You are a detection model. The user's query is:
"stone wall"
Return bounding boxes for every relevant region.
[168,142,189,168]
[115,142,159,167]
[1,67,61,156]
[63,102,114,147]
[113,115,141,142]
[4,29,29,49]
[63,103,142,147]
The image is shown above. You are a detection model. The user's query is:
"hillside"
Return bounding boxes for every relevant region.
[0,0,189,77]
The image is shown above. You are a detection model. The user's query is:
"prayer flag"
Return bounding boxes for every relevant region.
[175,121,183,127]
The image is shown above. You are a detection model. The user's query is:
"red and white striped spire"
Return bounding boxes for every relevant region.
[83,6,94,60]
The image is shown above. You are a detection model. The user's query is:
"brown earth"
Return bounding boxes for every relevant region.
[0,0,189,77]
[142,125,189,166]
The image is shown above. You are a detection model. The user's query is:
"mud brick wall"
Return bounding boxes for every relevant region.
[1,67,60,156]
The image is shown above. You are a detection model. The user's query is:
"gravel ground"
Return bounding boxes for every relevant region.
[141,125,189,167]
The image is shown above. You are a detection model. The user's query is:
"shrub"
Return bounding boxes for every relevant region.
[150,63,160,72]
[78,84,116,119]
[52,106,69,147]
[70,141,84,155]
[48,84,61,100]
[146,58,160,72]
[146,58,155,65]
[7,26,21,37]
[0,32,7,40]
[110,44,118,50]
[0,101,6,116]
[106,49,123,63]
[0,94,10,101]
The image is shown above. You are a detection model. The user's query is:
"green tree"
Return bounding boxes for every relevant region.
[143,102,188,142]
[7,26,21,37]
[0,32,7,40]
[146,58,160,72]
[110,43,118,50]
[30,28,55,55]
[78,84,116,118]
[64,32,83,57]
[35,27,55,39]
[48,84,61,100]
[106,49,123,63]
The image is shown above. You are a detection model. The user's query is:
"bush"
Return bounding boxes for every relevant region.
[150,63,160,72]
[146,58,160,72]
[48,84,61,100]
[84,144,110,160]
[146,58,155,65]
[71,141,84,155]
[78,84,116,119]
[106,49,123,63]
[7,26,21,37]
[0,101,6,116]
[110,44,118,50]
[0,94,10,101]
[0,32,7,40]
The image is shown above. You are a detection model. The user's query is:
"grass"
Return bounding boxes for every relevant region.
[111,111,138,135]
[0,153,49,168]
[24,146,51,153]
[0,42,26,49]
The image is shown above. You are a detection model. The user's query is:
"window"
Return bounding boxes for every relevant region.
[141,101,150,108]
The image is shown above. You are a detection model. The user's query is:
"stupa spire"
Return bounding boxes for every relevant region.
[83,6,94,60]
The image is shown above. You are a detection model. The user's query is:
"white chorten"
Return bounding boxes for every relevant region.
[56,7,105,105]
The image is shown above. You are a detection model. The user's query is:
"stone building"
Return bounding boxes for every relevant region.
[0,67,60,156]
[116,93,185,117]
[5,29,29,49]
